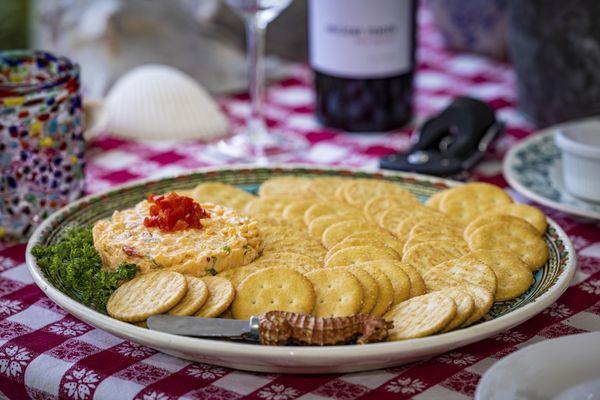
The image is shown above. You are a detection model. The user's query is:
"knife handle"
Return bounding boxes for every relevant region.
[257,311,392,346]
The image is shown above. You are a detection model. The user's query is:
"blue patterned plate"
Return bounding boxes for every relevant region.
[503,130,600,220]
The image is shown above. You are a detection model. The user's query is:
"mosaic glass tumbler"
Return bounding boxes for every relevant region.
[0,50,85,241]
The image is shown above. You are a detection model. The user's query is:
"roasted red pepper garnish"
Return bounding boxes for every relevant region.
[143,192,210,232]
[122,245,142,257]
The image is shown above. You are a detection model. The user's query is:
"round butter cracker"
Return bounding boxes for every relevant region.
[196,276,235,318]
[321,220,373,249]
[357,261,411,305]
[439,182,513,223]
[397,262,426,297]
[326,230,403,259]
[482,203,548,234]
[377,205,439,234]
[217,265,261,289]
[305,268,363,317]
[345,230,404,257]
[247,259,310,274]
[423,254,498,295]
[244,197,297,220]
[307,214,358,239]
[325,235,395,262]
[188,182,256,211]
[468,221,549,271]
[257,251,321,270]
[377,206,416,234]
[347,267,379,315]
[401,240,465,275]
[325,245,400,268]
[403,232,466,255]
[363,194,419,223]
[168,276,209,316]
[231,268,315,320]
[459,284,494,327]
[393,215,443,243]
[425,190,448,209]
[258,177,313,198]
[384,292,456,340]
[304,202,363,226]
[355,264,394,317]
[469,249,533,301]
[409,219,464,238]
[260,225,327,261]
[436,288,475,332]
[464,214,539,240]
[282,200,318,226]
[107,271,187,322]
[339,179,417,207]
[306,177,350,200]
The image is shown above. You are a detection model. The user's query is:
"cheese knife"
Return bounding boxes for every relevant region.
[147,314,260,340]
[146,311,392,345]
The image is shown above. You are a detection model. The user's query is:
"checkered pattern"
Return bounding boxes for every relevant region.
[1,7,600,400]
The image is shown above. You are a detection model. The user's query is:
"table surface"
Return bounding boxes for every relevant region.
[2,8,600,400]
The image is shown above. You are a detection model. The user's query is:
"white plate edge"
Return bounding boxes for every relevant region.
[474,332,600,400]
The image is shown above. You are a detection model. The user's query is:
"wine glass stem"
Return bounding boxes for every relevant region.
[245,16,268,157]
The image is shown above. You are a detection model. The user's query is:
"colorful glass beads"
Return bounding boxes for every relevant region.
[1,50,85,240]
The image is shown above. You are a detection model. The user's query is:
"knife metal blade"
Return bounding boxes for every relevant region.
[147,315,260,340]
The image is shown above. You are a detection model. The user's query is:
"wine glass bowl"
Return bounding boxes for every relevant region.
[225,0,293,25]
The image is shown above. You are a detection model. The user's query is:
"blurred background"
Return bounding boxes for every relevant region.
[1,0,309,98]
[3,0,600,126]
[3,0,600,240]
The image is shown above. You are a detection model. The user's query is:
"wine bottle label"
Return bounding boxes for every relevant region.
[309,0,414,79]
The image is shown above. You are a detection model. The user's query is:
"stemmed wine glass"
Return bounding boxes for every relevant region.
[214,0,308,161]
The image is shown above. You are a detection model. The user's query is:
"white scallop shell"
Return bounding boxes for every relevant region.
[93,64,229,140]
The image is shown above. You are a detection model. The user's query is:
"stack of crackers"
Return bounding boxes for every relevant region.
[107,273,236,325]
[107,177,550,342]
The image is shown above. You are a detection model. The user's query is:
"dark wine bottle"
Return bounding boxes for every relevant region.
[309,0,416,132]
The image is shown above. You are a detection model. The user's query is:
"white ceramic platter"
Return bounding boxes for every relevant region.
[26,165,577,374]
[476,332,600,400]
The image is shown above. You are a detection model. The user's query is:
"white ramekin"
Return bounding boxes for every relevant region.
[555,119,600,202]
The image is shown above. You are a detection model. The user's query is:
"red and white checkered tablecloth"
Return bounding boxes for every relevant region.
[1,8,600,400]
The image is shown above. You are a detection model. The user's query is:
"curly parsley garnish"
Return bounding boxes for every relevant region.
[31,226,138,312]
